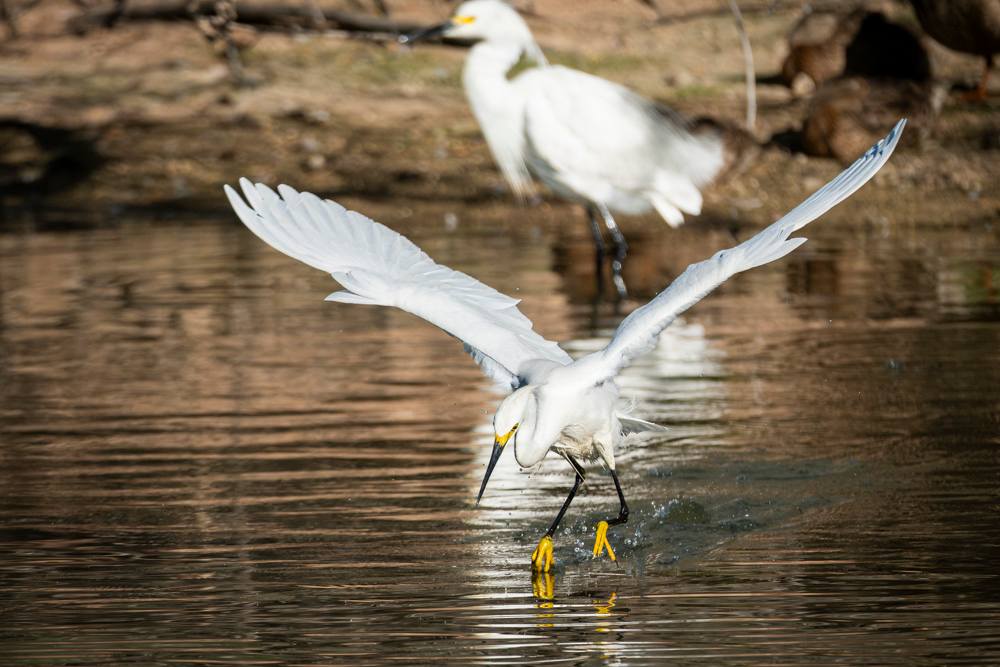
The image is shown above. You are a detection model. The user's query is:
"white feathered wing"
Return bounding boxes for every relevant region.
[224,179,571,389]
[582,119,907,384]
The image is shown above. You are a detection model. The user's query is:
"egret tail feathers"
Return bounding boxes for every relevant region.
[649,173,703,227]
[649,194,685,228]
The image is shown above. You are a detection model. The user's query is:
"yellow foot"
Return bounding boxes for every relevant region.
[592,520,617,562]
[531,534,554,572]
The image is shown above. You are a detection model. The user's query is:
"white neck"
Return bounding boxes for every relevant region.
[461,41,540,198]
[512,389,562,468]
[462,41,526,113]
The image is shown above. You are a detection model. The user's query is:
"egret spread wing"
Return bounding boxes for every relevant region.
[224,179,571,389]
[589,119,906,382]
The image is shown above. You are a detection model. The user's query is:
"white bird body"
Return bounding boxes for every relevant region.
[225,119,905,569]
[454,1,724,226]
[520,66,724,222]
[504,373,623,469]
[402,0,734,298]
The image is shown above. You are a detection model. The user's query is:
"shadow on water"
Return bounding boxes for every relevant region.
[0,200,999,664]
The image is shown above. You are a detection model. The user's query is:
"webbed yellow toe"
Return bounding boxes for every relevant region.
[531,534,554,572]
[592,520,617,562]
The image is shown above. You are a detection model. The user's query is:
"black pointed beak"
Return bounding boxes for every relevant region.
[398,21,451,45]
[476,439,505,506]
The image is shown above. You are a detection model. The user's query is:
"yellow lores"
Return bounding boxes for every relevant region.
[495,424,516,447]
[452,15,476,25]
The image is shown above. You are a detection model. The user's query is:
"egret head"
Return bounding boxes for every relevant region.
[443,1,533,43]
[476,386,535,505]
[400,1,536,51]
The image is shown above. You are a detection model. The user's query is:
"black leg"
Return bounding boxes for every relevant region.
[586,205,607,297]
[597,204,629,300]
[532,454,586,572]
[545,454,586,537]
[607,469,630,527]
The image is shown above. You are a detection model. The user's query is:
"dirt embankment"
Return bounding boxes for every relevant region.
[0,0,997,229]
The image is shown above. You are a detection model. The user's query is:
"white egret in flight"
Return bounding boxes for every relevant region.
[224,120,904,572]
[401,0,732,299]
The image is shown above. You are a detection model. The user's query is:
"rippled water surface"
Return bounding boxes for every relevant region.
[1,202,999,665]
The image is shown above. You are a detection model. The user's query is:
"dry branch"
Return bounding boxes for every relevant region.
[68,0,422,34]
[651,0,844,25]
[2,0,42,38]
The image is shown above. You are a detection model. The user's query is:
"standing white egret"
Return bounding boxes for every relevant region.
[224,120,904,572]
[400,0,731,299]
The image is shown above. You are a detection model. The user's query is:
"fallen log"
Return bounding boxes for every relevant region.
[68,0,423,35]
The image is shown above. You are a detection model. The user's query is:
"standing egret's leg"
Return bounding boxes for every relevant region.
[532,454,586,573]
[586,205,607,295]
[592,469,629,562]
[597,204,629,300]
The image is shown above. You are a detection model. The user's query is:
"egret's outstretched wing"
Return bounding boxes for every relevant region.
[589,119,906,383]
[224,179,571,389]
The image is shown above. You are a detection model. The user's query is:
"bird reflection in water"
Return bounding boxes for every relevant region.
[532,570,556,629]
[594,591,619,634]
[532,569,555,606]
[530,570,620,635]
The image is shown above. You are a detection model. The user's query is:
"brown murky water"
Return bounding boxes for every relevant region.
[1,200,999,665]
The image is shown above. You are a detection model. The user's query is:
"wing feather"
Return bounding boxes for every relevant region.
[586,119,906,382]
[225,179,571,388]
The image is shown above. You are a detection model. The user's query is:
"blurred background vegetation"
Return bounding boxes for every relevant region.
[0,0,997,229]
